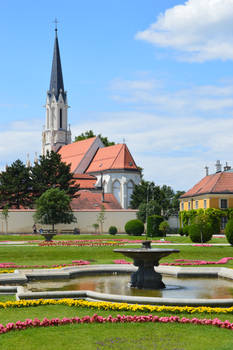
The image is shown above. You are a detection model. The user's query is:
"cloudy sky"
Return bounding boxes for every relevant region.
[1,0,233,191]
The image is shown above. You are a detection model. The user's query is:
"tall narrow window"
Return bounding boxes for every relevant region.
[59,109,62,129]
[113,180,121,204]
[127,180,134,208]
[204,199,207,209]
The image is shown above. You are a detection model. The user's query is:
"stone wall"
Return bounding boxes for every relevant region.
[0,209,138,234]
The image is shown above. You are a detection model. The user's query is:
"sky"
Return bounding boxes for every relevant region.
[1,0,233,192]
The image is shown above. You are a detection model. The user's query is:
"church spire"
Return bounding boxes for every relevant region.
[42,23,71,156]
[48,23,66,102]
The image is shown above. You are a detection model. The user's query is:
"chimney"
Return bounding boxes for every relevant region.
[204,166,209,176]
[215,160,222,173]
[224,162,231,171]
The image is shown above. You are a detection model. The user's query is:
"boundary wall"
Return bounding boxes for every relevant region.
[0,209,138,234]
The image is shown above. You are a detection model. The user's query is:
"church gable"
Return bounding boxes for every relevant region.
[85,144,138,173]
[58,136,104,173]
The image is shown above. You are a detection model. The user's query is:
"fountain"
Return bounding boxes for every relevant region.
[114,241,179,289]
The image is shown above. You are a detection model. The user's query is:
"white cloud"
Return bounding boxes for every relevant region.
[0,120,41,169]
[72,109,233,191]
[109,77,233,115]
[135,0,233,62]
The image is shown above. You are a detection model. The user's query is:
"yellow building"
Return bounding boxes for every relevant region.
[180,165,233,229]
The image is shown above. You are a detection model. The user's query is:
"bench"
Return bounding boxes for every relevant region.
[40,229,57,234]
[60,229,80,235]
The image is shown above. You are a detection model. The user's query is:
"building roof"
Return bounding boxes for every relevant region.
[73,173,97,189]
[58,137,97,173]
[48,29,66,101]
[71,190,122,210]
[86,143,138,173]
[181,171,233,198]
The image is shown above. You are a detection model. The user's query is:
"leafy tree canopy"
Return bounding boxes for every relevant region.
[31,151,80,202]
[0,160,32,209]
[34,188,76,232]
[74,130,115,147]
[130,180,185,219]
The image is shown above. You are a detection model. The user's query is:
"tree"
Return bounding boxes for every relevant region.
[137,200,161,223]
[74,130,115,147]
[0,160,32,209]
[31,151,80,202]
[34,188,76,232]
[1,205,9,233]
[130,180,183,219]
[96,205,106,233]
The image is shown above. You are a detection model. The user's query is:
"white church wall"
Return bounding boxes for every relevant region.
[96,172,140,209]
[0,209,138,234]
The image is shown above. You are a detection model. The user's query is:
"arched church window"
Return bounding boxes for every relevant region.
[113,180,121,204]
[59,109,62,129]
[127,180,134,208]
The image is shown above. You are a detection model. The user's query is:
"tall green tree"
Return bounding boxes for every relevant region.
[0,160,32,208]
[74,130,115,147]
[34,188,76,232]
[130,180,184,219]
[31,151,80,202]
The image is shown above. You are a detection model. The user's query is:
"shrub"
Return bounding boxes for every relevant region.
[159,221,169,237]
[225,218,233,246]
[108,226,118,235]
[125,219,144,236]
[183,225,189,236]
[188,215,212,243]
[147,215,163,237]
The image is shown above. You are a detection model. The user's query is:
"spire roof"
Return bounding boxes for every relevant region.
[48,29,66,101]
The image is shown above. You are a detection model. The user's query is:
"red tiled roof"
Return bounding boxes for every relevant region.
[71,190,122,210]
[73,173,97,189]
[181,171,233,198]
[86,144,138,173]
[58,137,96,172]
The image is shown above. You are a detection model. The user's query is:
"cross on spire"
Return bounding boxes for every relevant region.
[53,18,59,34]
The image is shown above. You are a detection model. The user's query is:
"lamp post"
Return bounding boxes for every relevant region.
[145,183,153,240]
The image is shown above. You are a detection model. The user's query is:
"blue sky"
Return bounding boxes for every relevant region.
[1,0,233,191]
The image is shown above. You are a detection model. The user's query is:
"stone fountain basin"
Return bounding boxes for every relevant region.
[114,248,180,265]
[1,265,233,306]
[114,248,180,289]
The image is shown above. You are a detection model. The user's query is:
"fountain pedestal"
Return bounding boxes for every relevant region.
[114,242,179,289]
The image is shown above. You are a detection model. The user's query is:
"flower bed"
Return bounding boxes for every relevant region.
[1,299,233,315]
[0,260,90,270]
[161,257,233,266]
[0,314,232,335]
[38,238,172,247]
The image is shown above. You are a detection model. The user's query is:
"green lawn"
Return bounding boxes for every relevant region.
[0,244,232,267]
[0,304,232,349]
[0,233,229,244]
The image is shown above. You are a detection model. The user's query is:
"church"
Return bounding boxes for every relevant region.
[42,27,141,210]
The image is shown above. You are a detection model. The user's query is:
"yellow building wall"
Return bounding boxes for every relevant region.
[180,196,233,211]
[228,198,233,208]
[209,198,219,209]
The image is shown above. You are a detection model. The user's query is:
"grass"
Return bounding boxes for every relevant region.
[0,233,229,244]
[0,244,232,267]
[0,304,232,349]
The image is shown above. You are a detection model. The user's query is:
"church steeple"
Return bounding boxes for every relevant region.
[42,24,71,155]
[48,27,66,102]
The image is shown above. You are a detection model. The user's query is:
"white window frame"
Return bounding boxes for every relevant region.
[204,199,207,209]
[188,201,191,210]
[195,200,198,209]
[181,202,184,211]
